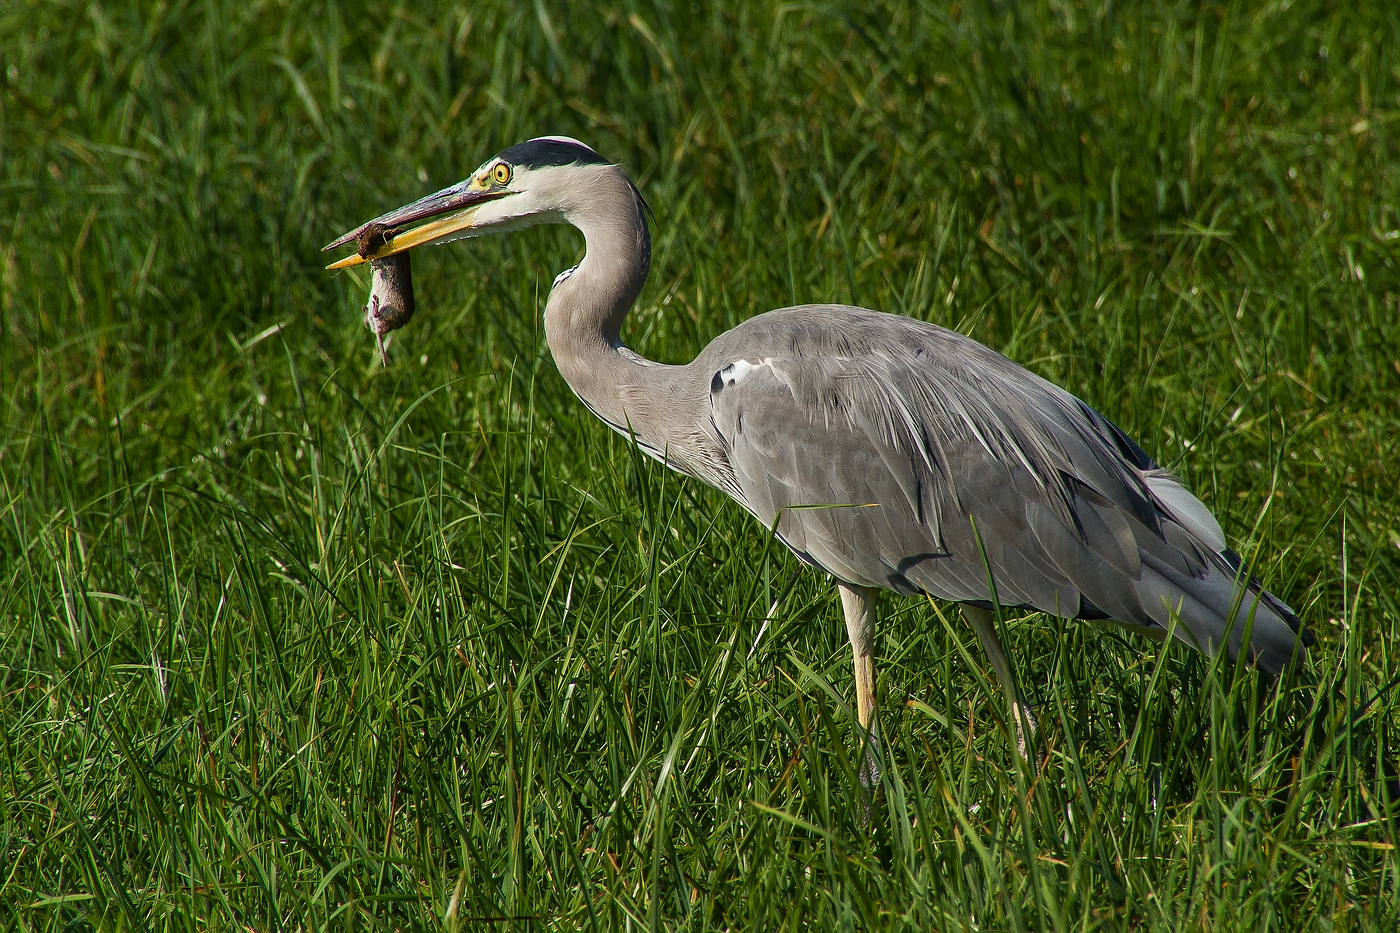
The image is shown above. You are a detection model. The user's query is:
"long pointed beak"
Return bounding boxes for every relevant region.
[322,184,513,269]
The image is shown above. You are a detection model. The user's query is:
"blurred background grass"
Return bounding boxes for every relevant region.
[3,0,1399,929]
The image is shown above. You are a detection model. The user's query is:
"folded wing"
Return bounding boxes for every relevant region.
[706,308,1309,672]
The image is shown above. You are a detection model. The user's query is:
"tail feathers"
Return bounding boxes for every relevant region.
[1136,549,1310,674]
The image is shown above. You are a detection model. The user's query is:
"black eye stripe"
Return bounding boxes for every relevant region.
[498,139,611,169]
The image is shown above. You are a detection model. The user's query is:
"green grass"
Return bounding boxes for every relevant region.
[3,0,1400,928]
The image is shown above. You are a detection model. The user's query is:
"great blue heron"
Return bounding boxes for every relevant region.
[326,137,1310,776]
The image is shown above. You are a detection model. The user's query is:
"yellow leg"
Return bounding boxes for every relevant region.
[839,583,881,788]
[962,604,1038,760]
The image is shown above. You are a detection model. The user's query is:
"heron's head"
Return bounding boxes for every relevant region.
[323,137,620,269]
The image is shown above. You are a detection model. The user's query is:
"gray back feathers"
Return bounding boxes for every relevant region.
[696,306,1306,672]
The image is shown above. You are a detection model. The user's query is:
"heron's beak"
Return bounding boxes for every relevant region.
[322,184,514,270]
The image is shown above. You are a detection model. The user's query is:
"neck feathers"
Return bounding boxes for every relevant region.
[544,166,649,343]
[542,165,657,433]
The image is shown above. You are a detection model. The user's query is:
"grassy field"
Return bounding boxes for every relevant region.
[4,0,1400,928]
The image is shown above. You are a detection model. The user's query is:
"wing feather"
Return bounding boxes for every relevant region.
[699,305,1307,669]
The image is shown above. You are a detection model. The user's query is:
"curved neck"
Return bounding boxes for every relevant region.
[544,169,650,345]
[543,169,661,434]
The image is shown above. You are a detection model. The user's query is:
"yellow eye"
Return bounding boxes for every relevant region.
[492,163,512,186]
